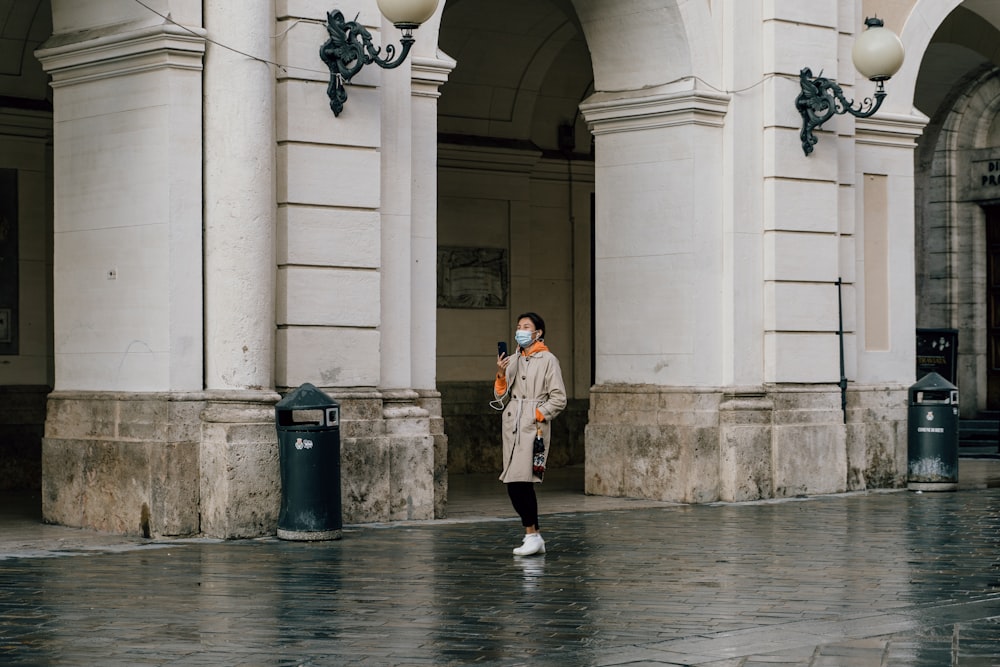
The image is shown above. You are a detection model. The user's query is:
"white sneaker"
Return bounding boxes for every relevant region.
[513,533,545,556]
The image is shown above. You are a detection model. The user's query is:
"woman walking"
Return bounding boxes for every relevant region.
[493,312,567,556]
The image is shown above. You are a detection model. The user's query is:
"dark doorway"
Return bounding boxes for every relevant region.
[986,206,1000,409]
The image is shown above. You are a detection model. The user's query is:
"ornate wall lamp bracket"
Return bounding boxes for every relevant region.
[319,1,439,117]
[795,17,904,156]
[320,10,414,116]
[796,69,887,156]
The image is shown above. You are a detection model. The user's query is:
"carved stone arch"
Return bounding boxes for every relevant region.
[570,0,718,93]
[916,66,1000,413]
[49,0,202,33]
[893,0,985,114]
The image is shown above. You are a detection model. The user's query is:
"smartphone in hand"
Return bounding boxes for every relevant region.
[497,341,508,358]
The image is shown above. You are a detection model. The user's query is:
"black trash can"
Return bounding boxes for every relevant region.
[907,372,959,492]
[275,383,342,540]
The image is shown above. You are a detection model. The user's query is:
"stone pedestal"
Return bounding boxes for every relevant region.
[417,389,449,519]
[770,388,846,497]
[845,385,908,490]
[586,383,907,504]
[585,385,722,503]
[43,392,203,537]
[200,392,281,539]
[719,391,774,502]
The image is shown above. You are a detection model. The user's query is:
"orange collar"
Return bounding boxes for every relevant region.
[521,341,549,357]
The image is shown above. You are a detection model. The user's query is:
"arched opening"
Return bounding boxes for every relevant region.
[912,0,1000,453]
[0,0,53,500]
[434,0,595,509]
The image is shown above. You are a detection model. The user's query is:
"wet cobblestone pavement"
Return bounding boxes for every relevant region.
[2,485,1000,665]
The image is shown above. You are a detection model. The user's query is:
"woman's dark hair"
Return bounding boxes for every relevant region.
[516,312,545,338]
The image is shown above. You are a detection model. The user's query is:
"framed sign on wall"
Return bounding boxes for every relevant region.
[437,246,508,309]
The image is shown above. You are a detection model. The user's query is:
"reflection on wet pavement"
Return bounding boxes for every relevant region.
[1,478,999,665]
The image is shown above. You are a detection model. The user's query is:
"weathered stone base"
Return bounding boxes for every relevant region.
[586,383,907,503]
[330,389,441,524]
[380,389,435,522]
[42,388,449,538]
[419,389,448,519]
[43,392,205,537]
[200,391,282,539]
[845,385,908,491]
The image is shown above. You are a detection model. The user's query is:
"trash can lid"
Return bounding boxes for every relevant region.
[909,371,957,401]
[910,371,956,391]
[275,383,338,411]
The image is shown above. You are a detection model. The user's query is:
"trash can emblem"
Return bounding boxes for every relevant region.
[294,437,314,450]
[916,411,944,433]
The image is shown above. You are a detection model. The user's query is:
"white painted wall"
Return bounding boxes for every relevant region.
[37,14,205,392]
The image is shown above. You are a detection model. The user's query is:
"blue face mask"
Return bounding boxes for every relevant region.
[515,330,535,348]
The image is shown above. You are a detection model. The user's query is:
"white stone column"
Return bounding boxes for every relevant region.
[721,0,764,386]
[203,0,275,391]
[200,0,280,538]
[376,20,449,521]
[411,52,454,518]
[410,54,454,390]
[379,18,414,392]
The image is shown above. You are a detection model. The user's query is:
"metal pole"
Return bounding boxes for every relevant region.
[836,278,847,424]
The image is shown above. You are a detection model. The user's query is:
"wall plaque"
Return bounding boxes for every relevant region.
[437,246,508,308]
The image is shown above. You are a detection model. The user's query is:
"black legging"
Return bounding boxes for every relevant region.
[506,482,539,530]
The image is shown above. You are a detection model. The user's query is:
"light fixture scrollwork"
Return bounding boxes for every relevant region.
[319,0,440,117]
[795,18,905,156]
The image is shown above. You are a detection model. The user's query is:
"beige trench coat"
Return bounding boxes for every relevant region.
[494,348,567,483]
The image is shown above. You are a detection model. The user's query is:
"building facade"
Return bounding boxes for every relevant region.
[0,0,994,537]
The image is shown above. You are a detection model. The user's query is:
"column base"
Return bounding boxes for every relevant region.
[200,391,282,538]
[41,388,452,537]
[43,391,207,537]
[585,383,908,503]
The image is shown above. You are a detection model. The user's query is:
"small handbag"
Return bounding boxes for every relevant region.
[532,426,546,479]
